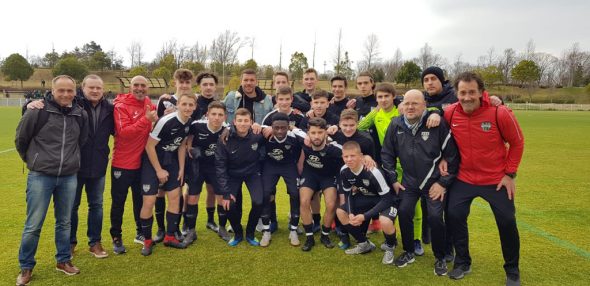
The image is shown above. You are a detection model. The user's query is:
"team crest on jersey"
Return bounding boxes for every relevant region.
[362,179,370,186]
[481,121,492,131]
[113,171,122,179]
[251,143,258,151]
[285,145,291,150]
[319,152,326,157]
[142,184,151,193]
[421,131,430,141]
[184,126,190,133]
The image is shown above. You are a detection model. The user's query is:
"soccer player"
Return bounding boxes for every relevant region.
[139,93,197,256]
[153,69,194,243]
[293,68,333,111]
[300,90,340,131]
[327,75,350,116]
[259,112,303,246]
[262,86,306,129]
[381,90,459,275]
[337,141,399,264]
[215,108,267,247]
[271,72,310,112]
[293,118,343,251]
[186,101,230,241]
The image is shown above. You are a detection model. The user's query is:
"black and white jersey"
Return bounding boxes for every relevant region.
[150,112,193,155]
[340,166,390,197]
[331,130,375,159]
[292,129,343,177]
[157,94,178,117]
[299,111,340,131]
[190,119,228,166]
[262,109,306,129]
[264,132,302,165]
[328,97,350,117]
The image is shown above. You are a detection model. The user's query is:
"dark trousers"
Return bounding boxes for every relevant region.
[71,175,106,246]
[447,180,520,276]
[226,172,265,238]
[398,187,446,259]
[261,163,299,228]
[109,167,143,238]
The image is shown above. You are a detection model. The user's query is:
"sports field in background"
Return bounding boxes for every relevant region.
[0,107,588,285]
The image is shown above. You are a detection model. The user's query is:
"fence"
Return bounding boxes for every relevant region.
[506,103,590,111]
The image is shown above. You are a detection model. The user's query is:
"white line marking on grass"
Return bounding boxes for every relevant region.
[0,148,16,154]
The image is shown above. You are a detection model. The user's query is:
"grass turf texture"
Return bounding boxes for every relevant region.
[0,107,589,285]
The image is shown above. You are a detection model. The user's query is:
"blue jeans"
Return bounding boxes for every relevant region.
[18,172,77,270]
[70,175,105,246]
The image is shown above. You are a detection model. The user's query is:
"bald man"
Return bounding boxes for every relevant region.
[381,90,459,275]
[110,76,158,254]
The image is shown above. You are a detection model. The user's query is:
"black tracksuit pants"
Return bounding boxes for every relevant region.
[398,187,446,259]
[447,180,520,276]
[226,172,265,238]
[109,167,143,238]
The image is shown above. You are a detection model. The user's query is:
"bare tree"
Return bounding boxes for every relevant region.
[187,42,208,64]
[244,36,256,60]
[359,33,381,71]
[559,42,590,87]
[524,39,536,61]
[534,52,559,86]
[450,53,471,79]
[209,30,243,77]
[417,43,443,70]
[383,48,403,81]
[498,48,517,84]
[333,28,343,74]
[127,41,143,67]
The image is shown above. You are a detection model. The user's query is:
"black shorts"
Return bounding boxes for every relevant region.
[339,195,398,221]
[187,168,220,196]
[140,154,181,196]
[299,170,337,192]
[262,162,298,197]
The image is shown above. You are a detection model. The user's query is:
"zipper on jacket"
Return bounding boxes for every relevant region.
[57,114,66,176]
[31,153,39,169]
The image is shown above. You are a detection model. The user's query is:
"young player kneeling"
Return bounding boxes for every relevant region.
[336,141,399,264]
[139,93,196,256]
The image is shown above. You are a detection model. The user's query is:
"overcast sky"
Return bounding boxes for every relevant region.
[1,0,588,71]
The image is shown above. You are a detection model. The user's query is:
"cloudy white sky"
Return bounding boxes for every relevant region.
[1,0,588,71]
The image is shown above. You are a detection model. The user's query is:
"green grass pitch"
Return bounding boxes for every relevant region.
[0,107,589,285]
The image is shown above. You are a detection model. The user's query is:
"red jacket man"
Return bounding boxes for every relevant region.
[109,76,157,253]
[443,72,524,286]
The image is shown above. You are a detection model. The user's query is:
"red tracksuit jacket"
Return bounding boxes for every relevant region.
[112,93,155,169]
[444,92,524,185]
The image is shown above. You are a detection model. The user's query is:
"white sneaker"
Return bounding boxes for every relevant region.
[289,230,300,246]
[260,231,272,247]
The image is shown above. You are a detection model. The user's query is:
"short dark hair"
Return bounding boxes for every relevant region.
[307,117,327,130]
[276,86,293,97]
[271,112,290,124]
[273,71,289,81]
[207,101,226,112]
[374,83,396,96]
[356,71,375,90]
[340,109,358,122]
[235,108,251,118]
[330,75,348,88]
[342,141,361,153]
[454,71,485,92]
[196,71,219,84]
[241,69,257,78]
[174,68,194,81]
[303,68,318,77]
[311,89,330,101]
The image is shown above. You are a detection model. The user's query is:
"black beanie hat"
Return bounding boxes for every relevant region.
[421,66,445,84]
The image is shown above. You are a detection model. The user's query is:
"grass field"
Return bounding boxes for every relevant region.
[1,107,589,285]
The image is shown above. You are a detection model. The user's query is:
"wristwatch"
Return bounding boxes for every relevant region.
[506,173,517,179]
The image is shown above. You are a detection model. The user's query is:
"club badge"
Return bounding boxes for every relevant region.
[143,184,151,193]
[113,171,122,179]
[421,131,430,141]
[481,121,492,131]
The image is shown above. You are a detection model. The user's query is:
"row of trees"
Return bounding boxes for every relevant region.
[1,31,589,90]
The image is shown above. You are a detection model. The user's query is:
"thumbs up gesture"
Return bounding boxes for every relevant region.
[145,105,158,122]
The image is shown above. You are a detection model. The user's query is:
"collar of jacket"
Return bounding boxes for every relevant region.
[238,86,267,102]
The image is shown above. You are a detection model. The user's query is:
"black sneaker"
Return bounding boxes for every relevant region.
[434,259,448,276]
[394,251,416,267]
[206,221,219,233]
[320,235,335,249]
[506,274,520,286]
[133,234,145,245]
[153,229,165,243]
[301,237,315,252]
[112,237,126,254]
[448,264,471,280]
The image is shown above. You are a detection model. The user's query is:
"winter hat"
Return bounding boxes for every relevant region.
[421,66,445,84]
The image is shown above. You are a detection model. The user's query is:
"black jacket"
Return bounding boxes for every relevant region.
[78,97,114,178]
[423,81,458,112]
[215,129,266,198]
[381,111,459,191]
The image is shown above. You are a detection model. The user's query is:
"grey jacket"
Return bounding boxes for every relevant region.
[15,98,88,176]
